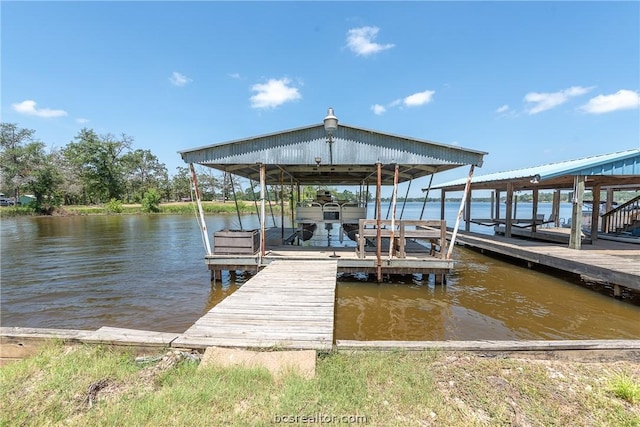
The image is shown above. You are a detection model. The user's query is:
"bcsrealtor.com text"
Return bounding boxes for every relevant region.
[274,414,368,424]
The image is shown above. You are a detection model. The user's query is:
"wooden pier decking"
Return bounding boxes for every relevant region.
[173,259,338,350]
[453,230,640,293]
[206,224,454,278]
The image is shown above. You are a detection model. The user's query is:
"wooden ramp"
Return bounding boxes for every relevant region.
[174,260,337,350]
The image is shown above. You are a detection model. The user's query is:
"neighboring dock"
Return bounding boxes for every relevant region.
[173,259,338,350]
[452,230,640,294]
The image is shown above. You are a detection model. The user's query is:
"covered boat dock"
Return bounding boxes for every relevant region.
[430,149,640,249]
[428,149,640,296]
[179,108,486,282]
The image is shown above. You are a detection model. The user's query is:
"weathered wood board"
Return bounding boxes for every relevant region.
[174,259,338,350]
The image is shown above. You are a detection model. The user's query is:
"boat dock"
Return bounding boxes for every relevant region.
[207,220,453,282]
[453,230,640,294]
[173,259,338,350]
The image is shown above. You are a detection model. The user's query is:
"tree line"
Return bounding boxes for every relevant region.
[0,123,256,214]
[0,123,367,215]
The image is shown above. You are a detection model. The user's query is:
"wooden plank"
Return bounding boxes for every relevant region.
[454,231,640,291]
[0,327,94,340]
[175,336,333,351]
[85,327,180,346]
[337,339,640,351]
[174,259,337,350]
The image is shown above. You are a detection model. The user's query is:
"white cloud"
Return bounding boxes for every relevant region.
[580,89,640,114]
[524,86,593,114]
[76,118,90,124]
[250,78,302,109]
[496,104,510,113]
[346,26,395,57]
[228,72,241,79]
[169,71,192,87]
[12,100,68,118]
[373,89,435,115]
[371,104,386,115]
[403,90,435,107]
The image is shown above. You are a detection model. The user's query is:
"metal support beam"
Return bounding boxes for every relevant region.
[189,163,212,256]
[388,164,399,260]
[259,164,266,262]
[448,164,474,259]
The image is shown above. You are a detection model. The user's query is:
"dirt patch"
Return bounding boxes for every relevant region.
[431,353,640,426]
[199,347,316,379]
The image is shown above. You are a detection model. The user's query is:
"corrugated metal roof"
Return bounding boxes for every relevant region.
[179,123,487,185]
[430,149,640,190]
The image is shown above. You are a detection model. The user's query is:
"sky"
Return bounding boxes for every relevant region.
[2,1,639,197]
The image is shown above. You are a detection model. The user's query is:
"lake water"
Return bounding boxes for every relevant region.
[1,202,639,340]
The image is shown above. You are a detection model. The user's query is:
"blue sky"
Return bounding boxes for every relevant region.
[2,1,639,197]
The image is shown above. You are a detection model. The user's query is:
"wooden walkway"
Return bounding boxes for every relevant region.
[174,260,337,350]
[454,231,640,292]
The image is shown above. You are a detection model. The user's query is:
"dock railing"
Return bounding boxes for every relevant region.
[356,219,447,259]
[601,195,640,234]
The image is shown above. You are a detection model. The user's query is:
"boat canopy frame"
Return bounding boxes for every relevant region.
[179,123,486,187]
[178,111,487,280]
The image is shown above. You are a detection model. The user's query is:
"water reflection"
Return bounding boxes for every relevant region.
[1,210,639,340]
[334,249,640,340]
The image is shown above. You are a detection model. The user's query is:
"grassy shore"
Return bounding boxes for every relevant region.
[0,201,268,218]
[1,342,638,426]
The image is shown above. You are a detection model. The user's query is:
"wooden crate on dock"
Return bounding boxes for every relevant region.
[213,229,260,254]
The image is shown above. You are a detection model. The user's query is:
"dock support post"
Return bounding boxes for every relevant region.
[448,164,474,259]
[376,162,382,282]
[189,163,212,256]
[211,269,222,283]
[613,284,621,298]
[229,173,243,230]
[388,164,399,260]
[590,184,601,244]
[464,187,472,232]
[259,163,266,263]
[490,191,495,221]
[532,188,539,233]
[569,175,585,250]
[280,169,285,242]
[553,190,561,227]
[505,182,513,238]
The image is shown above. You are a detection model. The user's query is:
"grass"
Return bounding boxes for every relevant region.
[609,371,640,404]
[2,343,639,426]
[0,201,270,217]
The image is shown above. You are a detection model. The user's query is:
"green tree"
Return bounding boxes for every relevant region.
[62,129,132,203]
[197,169,221,201]
[121,149,168,203]
[0,123,39,200]
[141,188,161,213]
[171,166,192,201]
[0,123,65,214]
[29,150,64,214]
